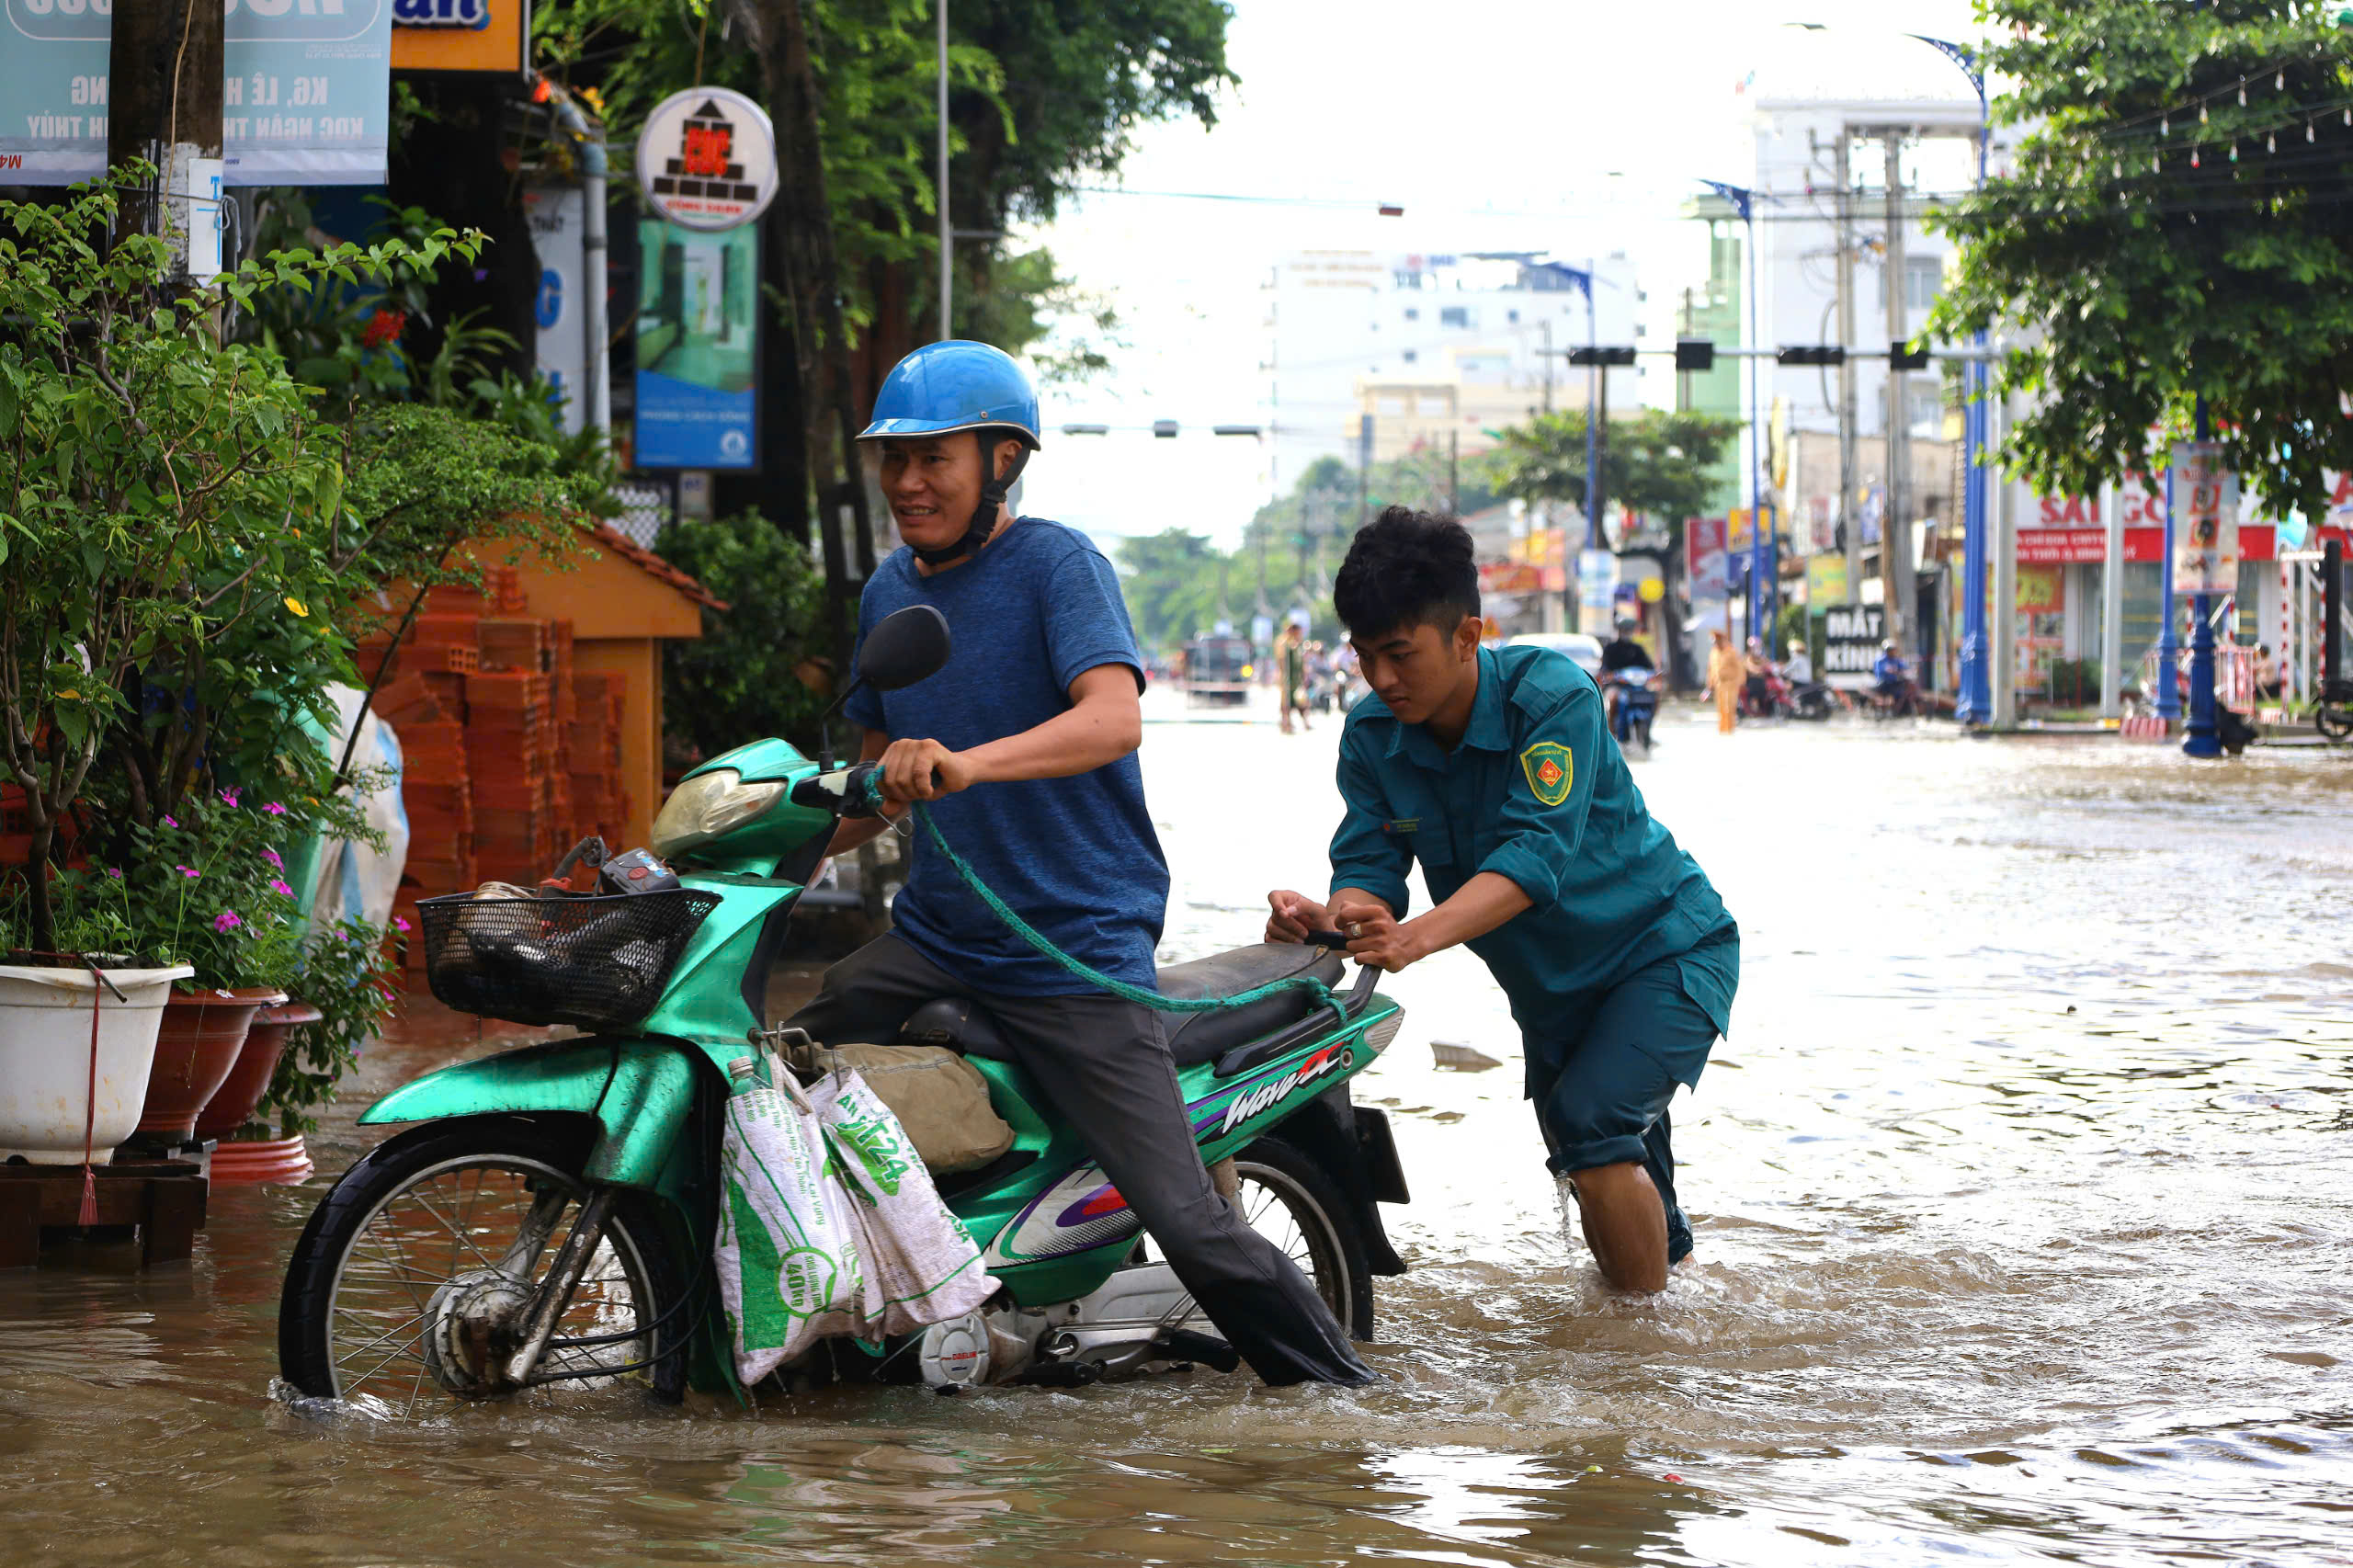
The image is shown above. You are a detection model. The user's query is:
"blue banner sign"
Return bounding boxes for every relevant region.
[0,0,393,186]
[632,216,759,470]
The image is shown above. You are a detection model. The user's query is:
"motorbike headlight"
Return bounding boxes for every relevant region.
[650,769,787,858]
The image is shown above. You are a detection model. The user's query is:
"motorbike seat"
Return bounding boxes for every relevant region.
[895,943,1348,1072]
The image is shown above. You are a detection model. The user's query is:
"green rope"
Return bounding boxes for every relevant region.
[906,801,1346,1020]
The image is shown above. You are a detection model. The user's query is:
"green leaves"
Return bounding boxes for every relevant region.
[1931,0,2353,516]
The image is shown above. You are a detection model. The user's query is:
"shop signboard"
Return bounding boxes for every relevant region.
[633,217,758,469]
[2169,440,2238,595]
[635,87,779,232]
[0,0,393,185]
[391,0,529,73]
[2016,564,2065,614]
[1805,553,1847,607]
[1821,603,1885,690]
[523,187,586,436]
[1686,516,1729,598]
[1577,549,1616,611]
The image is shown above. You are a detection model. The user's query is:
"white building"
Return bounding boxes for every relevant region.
[1261,250,1642,494]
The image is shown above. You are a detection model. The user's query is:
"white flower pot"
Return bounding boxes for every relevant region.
[0,965,195,1164]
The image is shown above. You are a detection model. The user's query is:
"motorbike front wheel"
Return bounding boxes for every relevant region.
[278,1115,691,1413]
[2316,703,2353,741]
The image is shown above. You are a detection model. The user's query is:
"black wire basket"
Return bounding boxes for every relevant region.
[415,889,723,1032]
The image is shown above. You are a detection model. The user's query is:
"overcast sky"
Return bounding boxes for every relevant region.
[1013,0,1984,549]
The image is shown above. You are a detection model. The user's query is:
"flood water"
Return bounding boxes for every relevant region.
[6,697,2351,1565]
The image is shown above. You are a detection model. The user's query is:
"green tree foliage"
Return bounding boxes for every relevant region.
[1115,528,1233,653]
[1486,409,1742,523]
[533,0,1229,358]
[652,510,832,761]
[1931,1,2353,515]
[0,172,600,950]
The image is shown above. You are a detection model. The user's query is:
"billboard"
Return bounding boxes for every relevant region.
[523,187,586,437]
[1821,603,1885,690]
[0,0,393,186]
[390,0,529,74]
[633,217,758,470]
[1686,516,1729,599]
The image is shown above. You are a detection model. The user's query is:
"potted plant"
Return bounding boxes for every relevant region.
[215,915,401,1183]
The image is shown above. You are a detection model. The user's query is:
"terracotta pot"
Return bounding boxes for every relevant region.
[193,999,323,1142]
[136,987,286,1142]
[210,1133,313,1186]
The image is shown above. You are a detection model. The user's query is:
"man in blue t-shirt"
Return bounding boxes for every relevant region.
[786,342,1371,1387]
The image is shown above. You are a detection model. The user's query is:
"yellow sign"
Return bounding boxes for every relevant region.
[2016,564,2065,615]
[1806,554,1847,605]
[392,0,530,74]
[1520,742,1574,807]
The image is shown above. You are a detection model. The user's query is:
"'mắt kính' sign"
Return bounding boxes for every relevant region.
[1820,603,1886,691]
[0,0,392,186]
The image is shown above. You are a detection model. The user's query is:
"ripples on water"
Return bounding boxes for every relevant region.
[3,709,2348,1565]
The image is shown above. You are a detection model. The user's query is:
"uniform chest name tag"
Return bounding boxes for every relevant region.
[1382,818,1419,835]
[1521,742,1574,806]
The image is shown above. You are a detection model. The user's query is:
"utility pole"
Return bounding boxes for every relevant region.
[1882,130,1914,648]
[108,0,224,258]
[1540,318,1553,414]
[1836,132,1861,606]
[1448,428,1460,515]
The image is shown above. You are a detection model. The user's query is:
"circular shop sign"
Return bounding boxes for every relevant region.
[635,86,779,231]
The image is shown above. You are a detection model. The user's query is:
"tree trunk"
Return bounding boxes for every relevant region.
[106,0,223,242]
[23,823,56,954]
[745,0,877,673]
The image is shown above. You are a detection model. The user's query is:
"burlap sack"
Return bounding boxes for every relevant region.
[789,1042,1014,1176]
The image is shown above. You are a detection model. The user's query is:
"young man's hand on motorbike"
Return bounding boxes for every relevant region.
[1264,889,1330,944]
[1328,892,1427,971]
[879,737,981,803]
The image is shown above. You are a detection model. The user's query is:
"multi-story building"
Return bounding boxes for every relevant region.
[1262,250,1642,496]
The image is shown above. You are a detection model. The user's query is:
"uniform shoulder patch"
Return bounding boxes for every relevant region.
[1520,741,1574,806]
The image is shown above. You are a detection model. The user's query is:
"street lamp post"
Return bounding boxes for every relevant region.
[1912,37,1993,724]
[1700,182,1768,651]
[937,0,951,340]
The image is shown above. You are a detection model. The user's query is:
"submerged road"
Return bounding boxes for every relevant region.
[5,694,2349,1565]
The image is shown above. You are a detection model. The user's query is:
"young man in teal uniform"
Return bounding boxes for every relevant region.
[1266,507,1738,1290]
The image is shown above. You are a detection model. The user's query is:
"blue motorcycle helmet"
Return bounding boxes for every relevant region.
[859,340,1041,566]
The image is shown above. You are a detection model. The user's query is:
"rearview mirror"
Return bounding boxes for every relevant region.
[858,605,951,692]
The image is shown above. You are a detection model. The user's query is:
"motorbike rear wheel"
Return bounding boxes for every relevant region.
[1230,1136,1375,1341]
[278,1115,691,1413]
[2317,703,2353,741]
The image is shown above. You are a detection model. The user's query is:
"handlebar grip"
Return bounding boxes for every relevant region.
[1302,929,1352,950]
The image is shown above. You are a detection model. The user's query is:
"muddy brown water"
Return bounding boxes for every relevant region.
[5,701,2350,1565]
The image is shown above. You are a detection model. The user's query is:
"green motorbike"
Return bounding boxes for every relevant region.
[277,607,1410,1413]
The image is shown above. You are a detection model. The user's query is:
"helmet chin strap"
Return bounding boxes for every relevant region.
[910,432,1031,567]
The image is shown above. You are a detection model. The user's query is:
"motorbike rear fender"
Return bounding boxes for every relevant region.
[1265,1089,1411,1278]
[357,1036,710,1191]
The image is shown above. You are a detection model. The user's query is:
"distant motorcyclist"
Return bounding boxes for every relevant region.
[786,341,1370,1387]
[1783,641,1813,686]
[1873,641,1915,703]
[1742,637,1774,715]
[1600,617,1654,676]
[1598,618,1656,744]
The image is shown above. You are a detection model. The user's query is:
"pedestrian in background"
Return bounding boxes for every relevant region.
[1278,621,1311,733]
[1707,629,1742,733]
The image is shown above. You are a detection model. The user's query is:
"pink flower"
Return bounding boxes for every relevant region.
[262,802,288,817]
[219,788,241,807]
[393,916,411,933]
[106,868,122,881]
[162,815,178,828]
[261,847,282,869]
[212,910,243,933]
[176,865,199,880]
[268,879,295,898]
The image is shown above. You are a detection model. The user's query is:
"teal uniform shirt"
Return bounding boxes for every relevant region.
[1327,644,1737,1070]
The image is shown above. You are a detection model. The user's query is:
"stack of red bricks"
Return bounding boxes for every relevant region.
[364,571,629,977]
[568,671,631,848]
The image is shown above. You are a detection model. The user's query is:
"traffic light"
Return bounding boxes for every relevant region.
[1777,346,1846,367]
[1567,346,1638,367]
[1675,338,1715,372]
[1889,339,1930,370]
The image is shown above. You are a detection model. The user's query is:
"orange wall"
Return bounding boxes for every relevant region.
[574,639,664,850]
